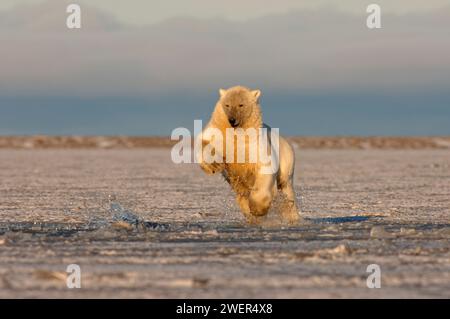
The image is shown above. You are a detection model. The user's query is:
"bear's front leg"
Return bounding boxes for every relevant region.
[248,174,275,217]
[197,137,224,175]
[199,161,224,175]
[236,194,263,224]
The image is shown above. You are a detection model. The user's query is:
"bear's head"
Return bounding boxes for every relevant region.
[218,86,261,128]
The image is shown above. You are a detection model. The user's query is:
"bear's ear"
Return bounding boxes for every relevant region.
[251,89,261,101]
[219,89,226,98]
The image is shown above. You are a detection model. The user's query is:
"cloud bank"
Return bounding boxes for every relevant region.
[0,0,449,97]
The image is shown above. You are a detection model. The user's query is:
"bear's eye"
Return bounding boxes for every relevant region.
[225,104,230,108]
[239,104,244,107]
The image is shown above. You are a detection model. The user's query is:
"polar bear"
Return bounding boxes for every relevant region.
[196,86,300,224]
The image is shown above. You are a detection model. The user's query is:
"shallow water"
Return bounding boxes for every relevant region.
[0,149,449,298]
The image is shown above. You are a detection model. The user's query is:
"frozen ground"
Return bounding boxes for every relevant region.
[0,149,449,298]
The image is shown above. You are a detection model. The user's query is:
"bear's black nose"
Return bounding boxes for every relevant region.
[229,118,238,127]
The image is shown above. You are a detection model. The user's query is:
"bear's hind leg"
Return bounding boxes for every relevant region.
[279,180,300,225]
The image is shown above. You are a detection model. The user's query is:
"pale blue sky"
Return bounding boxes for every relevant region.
[1,0,449,24]
[0,0,449,135]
